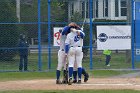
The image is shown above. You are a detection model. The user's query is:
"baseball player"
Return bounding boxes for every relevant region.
[56,26,70,84]
[56,22,89,84]
[67,23,89,83]
[65,25,85,85]
[56,23,81,84]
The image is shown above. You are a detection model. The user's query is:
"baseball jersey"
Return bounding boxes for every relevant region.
[65,32,83,47]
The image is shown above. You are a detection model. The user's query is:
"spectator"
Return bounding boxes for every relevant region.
[103,49,111,66]
[18,34,29,71]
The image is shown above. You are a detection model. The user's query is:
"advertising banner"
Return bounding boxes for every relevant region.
[97,25,131,50]
[53,27,63,46]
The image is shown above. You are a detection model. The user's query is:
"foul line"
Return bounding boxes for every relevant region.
[74,83,140,86]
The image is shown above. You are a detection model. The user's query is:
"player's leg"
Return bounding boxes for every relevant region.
[68,47,75,85]
[75,47,83,84]
[56,50,63,84]
[62,66,68,84]
[82,68,89,82]
[73,62,77,83]
[62,55,68,84]
[73,61,89,82]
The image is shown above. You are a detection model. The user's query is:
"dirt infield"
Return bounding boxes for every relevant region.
[0,78,140,91]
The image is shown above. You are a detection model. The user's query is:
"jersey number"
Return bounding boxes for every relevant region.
[74,35,80,42]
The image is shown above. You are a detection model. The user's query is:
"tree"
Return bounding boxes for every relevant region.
[20,0,68,44]
[0,1,19,60]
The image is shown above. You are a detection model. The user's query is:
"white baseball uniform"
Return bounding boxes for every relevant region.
[57,33,67,71]
[65,30,84,69]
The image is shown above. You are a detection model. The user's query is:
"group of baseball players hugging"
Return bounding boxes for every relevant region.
[56,22,89,85]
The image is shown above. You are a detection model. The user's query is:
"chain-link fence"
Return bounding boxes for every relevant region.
[0,0,139,72]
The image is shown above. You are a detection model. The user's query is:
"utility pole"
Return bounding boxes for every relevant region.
[125,0,131,63]
[16,0,20,22]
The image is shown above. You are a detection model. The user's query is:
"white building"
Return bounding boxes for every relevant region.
[68,0,128,21]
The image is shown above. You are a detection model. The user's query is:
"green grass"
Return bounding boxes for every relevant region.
[90,70,135,78]
[0,72,54,81]
[0,90,140,93]
[0,70,136,81]
[0,52,140,71]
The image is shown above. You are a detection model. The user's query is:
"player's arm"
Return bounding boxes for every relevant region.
[77,30,85,39]
[65,34,70,54]
[65,44,69,54]
[62,26,71,35]
[71,28,85,39]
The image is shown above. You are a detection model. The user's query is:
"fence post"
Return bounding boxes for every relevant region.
[131,0,135,69]
[48,0,51,70]
[38,0,42,71]
[89,0,93,70]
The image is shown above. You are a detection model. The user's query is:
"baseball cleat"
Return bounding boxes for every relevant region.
[84,73,89,82]
[77,80,81,84]
[73,80,77,83]
[62,79,68,84]
[68,78,72,85]
[56,79,62,84]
